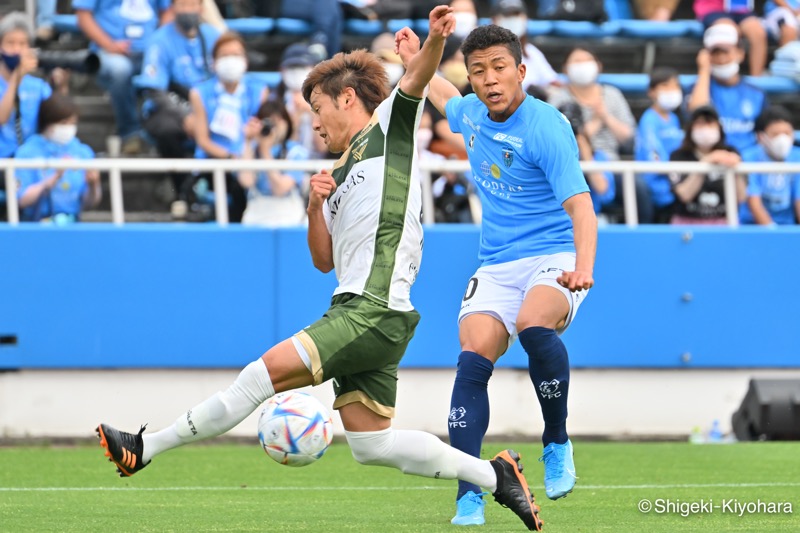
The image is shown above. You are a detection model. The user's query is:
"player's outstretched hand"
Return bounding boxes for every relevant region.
[557,270,594,292]
[308,169,336,212]
[427,5,455,42]
[394,27,420,68]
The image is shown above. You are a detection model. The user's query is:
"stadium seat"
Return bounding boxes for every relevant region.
[590,73,800,95]
[344,19,385,37]
[247,71,282,89]
[225,18,275,35]
[274,18,313,36]
[551,20,622,39]
[527,20,555,37]
[52,14,80,34]
[386,19,415,33]
[604,0,633,21]
[618,20,696,39]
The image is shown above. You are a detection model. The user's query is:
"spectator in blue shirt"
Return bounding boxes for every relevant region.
[740,106,800,225]
[280,0,343,60]
[137,0,220,214]
[689,23,768,154]
[239,100,309,226]
[15,94,102,222]
[75,0,171,154]
[0,12,52,158]
[190,32,268,222]
[635,67,685,223]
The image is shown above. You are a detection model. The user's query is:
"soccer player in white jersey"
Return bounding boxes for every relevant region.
[396,23,598,526]
[95,7,543,530]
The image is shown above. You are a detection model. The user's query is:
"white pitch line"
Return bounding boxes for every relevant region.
[2,482,800,492]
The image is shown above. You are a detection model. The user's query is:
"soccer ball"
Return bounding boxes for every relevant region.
[258,391,333,467]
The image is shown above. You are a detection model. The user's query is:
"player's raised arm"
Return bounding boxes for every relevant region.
[395,27,461,116]
[396,5,454,99]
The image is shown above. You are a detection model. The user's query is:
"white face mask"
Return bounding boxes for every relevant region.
[763,133,794,161]
[417,127,433,150]
[656,90,683,112]
[691,126,721,149]
[496,15,527,38]
[283,67,311,92]
[566,61,599,87]
[47,124,77,145]
[453,12,478,39]
[215,55,247,83]
[710,61,739,81]
[384,63,405,86]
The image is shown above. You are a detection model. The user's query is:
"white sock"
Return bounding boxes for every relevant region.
[345,428,497,492]
[142,360,275,463]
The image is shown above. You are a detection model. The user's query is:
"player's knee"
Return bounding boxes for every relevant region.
[345,428,394,465]
[455,351,494,384]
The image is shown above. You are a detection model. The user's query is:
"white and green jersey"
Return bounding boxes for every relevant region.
[322,87,425,312]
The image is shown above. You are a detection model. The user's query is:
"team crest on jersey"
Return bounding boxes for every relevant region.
[352,138,369,161]
[480,161,490,176]
[502,146,514,168]
[469,134,475,150]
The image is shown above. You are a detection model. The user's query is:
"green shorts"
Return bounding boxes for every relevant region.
[293,293,420,418]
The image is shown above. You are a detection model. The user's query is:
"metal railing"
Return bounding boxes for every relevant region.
[3,158,800,226]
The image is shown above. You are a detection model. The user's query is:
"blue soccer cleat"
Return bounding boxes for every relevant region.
[451,490,488,526]
[540,439,577,500]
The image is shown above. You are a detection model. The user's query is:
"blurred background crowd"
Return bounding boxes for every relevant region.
[0,0,799,226]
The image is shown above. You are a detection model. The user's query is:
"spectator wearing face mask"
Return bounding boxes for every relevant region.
[371,33,405,89]
[450,0,478,41]
[0,12,51,159]
[694,0,767,76]
[276,43,324,158]
[550,45,652,222]
[740,106,800,225]
[688,23,768,154]
[239,99,310,226]
[635,67,685,223]
[137,0,221,216]
[668,105,743,225]
[190,32,268,222]
[15,94,101,223]
[491,0,559,92]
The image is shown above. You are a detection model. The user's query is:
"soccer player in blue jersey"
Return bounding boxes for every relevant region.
[397,23,597,526]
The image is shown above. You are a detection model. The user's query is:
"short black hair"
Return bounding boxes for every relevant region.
[257,99,293,141]
[461,25,522,67]
[755,106,793,133]
[649,66,679,90]
[37,93,79,133]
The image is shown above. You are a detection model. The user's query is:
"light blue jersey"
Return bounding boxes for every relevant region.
[0,75,52,157]
[635,107,683,207]
[137,22,220,92]
[446,94,589,266]
[689,78,767,154]
[193,76,265,159]
[72,0,170,53]
[740,144,800,225]
[15,134,95,221]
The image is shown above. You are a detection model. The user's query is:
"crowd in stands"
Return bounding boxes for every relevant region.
[0,0,799,226]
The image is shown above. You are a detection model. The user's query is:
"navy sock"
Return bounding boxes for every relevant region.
[448,350,493,499]
[519,326,570,446]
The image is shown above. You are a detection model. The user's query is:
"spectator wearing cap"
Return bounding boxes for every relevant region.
[74,0,172,154]
[276,43,325,158]
[668,105,744,225]
[693,0,767,76]
[491,0,559,91]
[280,0,343,59]
[137,0,221,214]
[688,22,768,153]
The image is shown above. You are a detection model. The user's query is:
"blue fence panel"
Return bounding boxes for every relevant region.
[1,225,799,369]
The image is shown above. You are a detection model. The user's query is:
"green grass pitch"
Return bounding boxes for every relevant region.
[1,441,798,532]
